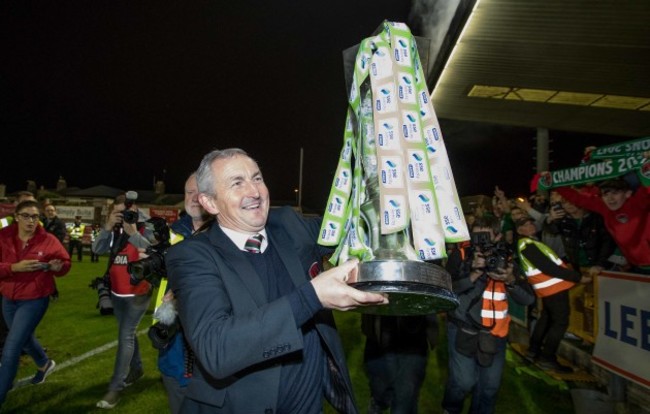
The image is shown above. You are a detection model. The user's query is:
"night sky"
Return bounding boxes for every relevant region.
[1,2,626,210]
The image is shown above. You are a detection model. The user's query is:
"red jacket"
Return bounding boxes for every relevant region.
[0,224,71,300]
[556,185,649,267]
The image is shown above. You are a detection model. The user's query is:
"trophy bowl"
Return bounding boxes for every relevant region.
[351,260,458,316]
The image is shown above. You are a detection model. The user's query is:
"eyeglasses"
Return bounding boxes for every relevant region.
[17,213,40,222]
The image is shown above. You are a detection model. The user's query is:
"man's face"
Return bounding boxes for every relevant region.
[184,175,205,221]
[492,198,503,216]
[200,155,270,233]
[601,189,631,211]
[510,208,525,221]
[44,206,56,219]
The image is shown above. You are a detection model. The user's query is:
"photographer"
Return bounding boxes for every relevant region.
[91,193,154,409]
[442,216,534,414]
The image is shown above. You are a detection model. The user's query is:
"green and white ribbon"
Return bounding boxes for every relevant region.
[319,21,469,263]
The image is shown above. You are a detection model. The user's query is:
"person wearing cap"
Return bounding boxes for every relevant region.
[516,216,590,372]
[67,215,85,262]
[555,178,649,274]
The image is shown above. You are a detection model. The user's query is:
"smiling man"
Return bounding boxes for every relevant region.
[165,148,388,413]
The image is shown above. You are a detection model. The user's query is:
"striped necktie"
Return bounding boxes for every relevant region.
[244,234,264,253]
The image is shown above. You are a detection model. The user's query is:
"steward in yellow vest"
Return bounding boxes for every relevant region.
[515,217,585,372]
[67,216,86,261]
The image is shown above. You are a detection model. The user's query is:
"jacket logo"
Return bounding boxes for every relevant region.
[615,213,629,224]
[114,254,129,265]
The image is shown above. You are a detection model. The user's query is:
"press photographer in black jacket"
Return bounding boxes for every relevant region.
[442,216,534,414]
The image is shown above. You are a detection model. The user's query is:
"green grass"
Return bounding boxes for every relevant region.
[3,257,574,413]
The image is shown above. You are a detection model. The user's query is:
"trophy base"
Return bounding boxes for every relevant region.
[350,260,458,316]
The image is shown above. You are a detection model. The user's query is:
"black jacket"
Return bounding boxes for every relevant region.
[43,216,67,244]
[445,246,535,331]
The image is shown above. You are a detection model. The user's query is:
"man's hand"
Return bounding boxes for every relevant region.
[311,259,389,311]
[547,206,566,222]
[105,207,123,230]
[471,251,486,270]
[123,221,138,236]
[487,264,515,285]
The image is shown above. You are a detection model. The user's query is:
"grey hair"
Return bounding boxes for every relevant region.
[196,148,250,196]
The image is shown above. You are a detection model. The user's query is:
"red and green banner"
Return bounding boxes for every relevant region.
[538,137,650,189]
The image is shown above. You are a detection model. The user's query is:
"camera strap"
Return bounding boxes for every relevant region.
[100,229,130,280]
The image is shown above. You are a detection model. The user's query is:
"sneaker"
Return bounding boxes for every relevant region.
[31,359,56,384]
[538,358,573,373]
[124,367,143,387]
[96,391,121,409]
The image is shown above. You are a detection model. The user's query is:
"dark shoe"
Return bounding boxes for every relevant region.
[31,359,56,384]
[538,358,573,373]
[124,367,143,387]
[97,391,120,409]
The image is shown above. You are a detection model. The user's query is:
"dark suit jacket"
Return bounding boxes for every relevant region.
[166,207,358,414]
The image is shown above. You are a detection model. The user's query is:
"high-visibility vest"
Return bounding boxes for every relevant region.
[153,229,185,322]
[68,224,85,240]
[481,279,510,337]
[518,237,574,297]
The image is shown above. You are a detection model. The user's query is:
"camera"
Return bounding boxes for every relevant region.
[148,294,179,350]
[148,320,179,350]
[89,275,114,315]
[128,217,171,287]
[469,231,512,273]
[122,210,139,224]
[121,191,139,224]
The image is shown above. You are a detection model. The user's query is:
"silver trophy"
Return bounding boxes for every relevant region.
[339,28,458,316]
[350,131,458,316]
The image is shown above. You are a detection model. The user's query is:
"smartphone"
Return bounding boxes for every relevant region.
[39,262,51,270]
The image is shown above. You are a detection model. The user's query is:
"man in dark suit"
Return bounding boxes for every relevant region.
[166,148,388,413]
[42,204,67,244]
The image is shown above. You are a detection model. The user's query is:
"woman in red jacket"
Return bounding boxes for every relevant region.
[0,200,71,407]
